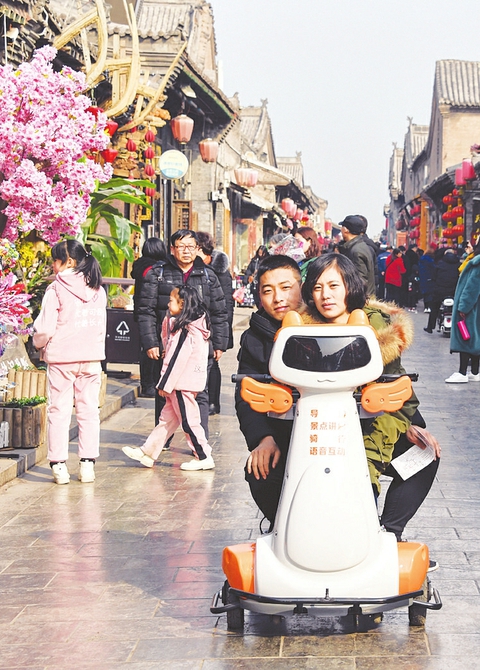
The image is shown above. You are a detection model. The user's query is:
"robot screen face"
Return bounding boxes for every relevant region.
[282,335,371,373]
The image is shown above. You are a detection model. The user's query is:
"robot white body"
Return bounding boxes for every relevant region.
[256,323,398,602]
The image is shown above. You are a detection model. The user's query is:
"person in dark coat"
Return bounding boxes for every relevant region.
[131,237,167,397]
[136,229,228,435]
[418,246,435,313]
[338,215,376,297]
[196,231,234,414]
[445,244,480,383]
[403,245,420,311]
[424,248,459,333]
[243,245,268,285]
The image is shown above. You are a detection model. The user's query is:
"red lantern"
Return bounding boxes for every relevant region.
[199,138,219,163]
[455,168,466,186]
[144,164,155,177]
[463,160,476,181]
[105,119,118,137]
[458,224,465,234]
[294,209,303,221]
[281,198,296,217]
[86,106,103,119]
[144,146,155,160]
[101,149,118,163]
[234,167,258,188]
[144,128,156,143]
[245,169,258,188]
[126,139,137,153]
[170,115,194,143]
[302,208,309,222]
[145,187,156,198]
[453,189,459,196]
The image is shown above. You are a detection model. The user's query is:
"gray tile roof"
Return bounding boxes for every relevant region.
[240,103,273,157]
[436,60,480,107]
[403,120,429,169]
[277,154,304,187]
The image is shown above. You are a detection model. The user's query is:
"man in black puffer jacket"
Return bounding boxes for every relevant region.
[137,229,228,434]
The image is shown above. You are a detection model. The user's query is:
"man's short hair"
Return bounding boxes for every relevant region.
[196,231,214,256]
[170,229,198,247]
[256,254,301,287]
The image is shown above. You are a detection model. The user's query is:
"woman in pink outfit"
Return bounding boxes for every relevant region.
[123,285,215,471]
[33,240,106,485]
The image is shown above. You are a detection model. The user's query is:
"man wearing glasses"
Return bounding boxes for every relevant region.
[136,229,229,435]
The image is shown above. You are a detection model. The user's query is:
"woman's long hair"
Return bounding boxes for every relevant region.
[51,240,102,289]
[171,285,211,333]
[296,226,320,259]
[302,253,367,318]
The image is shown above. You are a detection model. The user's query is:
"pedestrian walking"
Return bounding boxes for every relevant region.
[403,244,420,311]
[195,231,234,415]
[131,237,167,397]
[123,285,215,471]
[418,246,435,312]
[424,248,459,334]
[445,243,480,384]
[385,248,406,305]
[32,240,107,485]
[243,245,268,285]
[377,245,393,300]
[136,229,228,435]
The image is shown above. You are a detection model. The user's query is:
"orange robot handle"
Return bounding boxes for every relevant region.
[240,377,293,414]
[361,375,413,414]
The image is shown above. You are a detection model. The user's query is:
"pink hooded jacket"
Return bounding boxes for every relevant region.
[157,315,210,394]
[33,269,107,364]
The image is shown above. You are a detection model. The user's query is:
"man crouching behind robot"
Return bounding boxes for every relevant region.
[235,253,441,560]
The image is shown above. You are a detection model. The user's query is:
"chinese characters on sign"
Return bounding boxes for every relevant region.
[308,407,347,457]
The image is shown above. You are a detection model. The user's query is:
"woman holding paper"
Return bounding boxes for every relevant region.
[300,254,441,555]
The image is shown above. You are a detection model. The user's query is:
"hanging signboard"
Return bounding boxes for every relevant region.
[159,150,189,180]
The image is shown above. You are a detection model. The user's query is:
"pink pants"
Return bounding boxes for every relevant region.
[47,362,102,462]
[142,390,212,461]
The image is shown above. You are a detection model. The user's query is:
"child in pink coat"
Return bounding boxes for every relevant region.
[33,240,106,485]
[123,285,214,471]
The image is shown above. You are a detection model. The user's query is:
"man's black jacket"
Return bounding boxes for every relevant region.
[136,255,228,352]
[235,309,292,453]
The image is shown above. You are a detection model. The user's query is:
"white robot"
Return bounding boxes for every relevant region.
[211,310,441,628]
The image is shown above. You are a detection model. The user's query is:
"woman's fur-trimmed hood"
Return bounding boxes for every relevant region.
[299,299,414,367]
[209,249,230,275]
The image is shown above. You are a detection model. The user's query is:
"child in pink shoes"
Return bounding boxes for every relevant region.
[123,285,215,471]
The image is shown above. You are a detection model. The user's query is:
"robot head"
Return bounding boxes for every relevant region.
[269,311,384,392]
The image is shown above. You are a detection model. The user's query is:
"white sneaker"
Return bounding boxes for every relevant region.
[445,372,468,383]
[51,462,70,485]
[180,455,215,471]
[79,460,95,483]
[468,372,480,382]
[424,308,431,313]
[122,446,155,468]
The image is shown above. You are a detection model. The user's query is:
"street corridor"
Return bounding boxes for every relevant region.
[0,309,479,668]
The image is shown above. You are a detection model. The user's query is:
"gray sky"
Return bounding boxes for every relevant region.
[211,0,480,236]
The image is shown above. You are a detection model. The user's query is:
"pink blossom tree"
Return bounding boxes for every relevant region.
[0,46,112,245]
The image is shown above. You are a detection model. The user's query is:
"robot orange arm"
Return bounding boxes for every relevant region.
[361,376,413,414]
[240,377,293,414]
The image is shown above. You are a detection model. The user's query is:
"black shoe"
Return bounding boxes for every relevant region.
[209,403,220,415]
[140,387,156,398]
[427,559,439,572]
[423,328,433,334]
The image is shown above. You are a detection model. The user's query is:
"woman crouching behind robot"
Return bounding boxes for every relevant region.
[301,253,441,550]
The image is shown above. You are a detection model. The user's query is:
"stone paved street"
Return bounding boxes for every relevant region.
[0,307,479,668]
